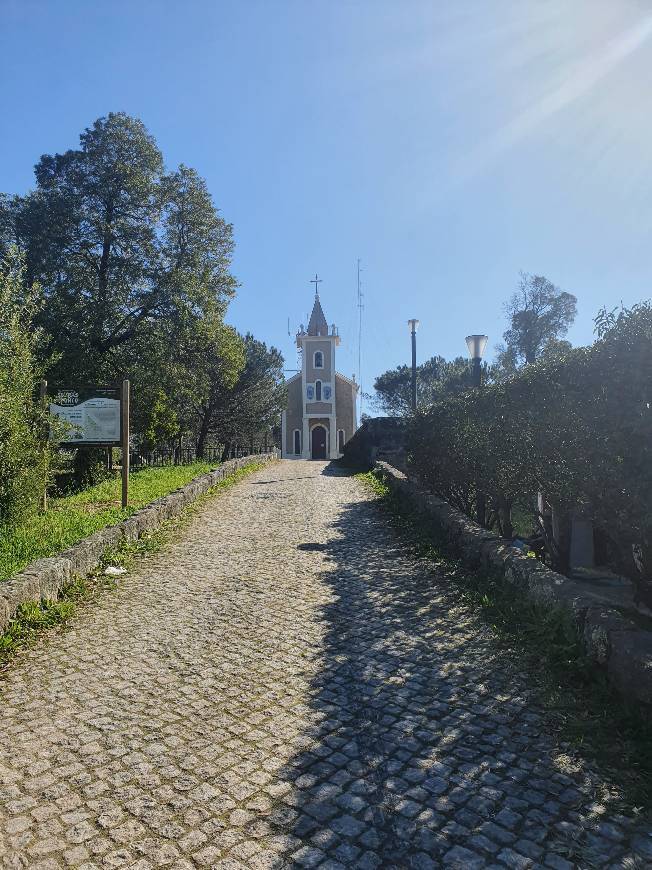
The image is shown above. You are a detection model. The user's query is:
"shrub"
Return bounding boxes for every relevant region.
[409,304,652,585]
[0,248,51,526]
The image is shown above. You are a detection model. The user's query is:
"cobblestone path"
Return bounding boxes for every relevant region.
[1,460,651,870]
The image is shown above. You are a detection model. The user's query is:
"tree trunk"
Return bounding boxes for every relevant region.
[498,497,513,539]
[633,542,652,612]
[221,441,232,462]
[196,413,211,459]
[551,503,572,573]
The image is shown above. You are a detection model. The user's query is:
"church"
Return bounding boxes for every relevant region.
[281,283,359,459]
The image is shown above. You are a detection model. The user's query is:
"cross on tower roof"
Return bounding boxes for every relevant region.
[310,274,322,297]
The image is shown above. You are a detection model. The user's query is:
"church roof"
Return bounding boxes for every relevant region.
[307,294,329,336]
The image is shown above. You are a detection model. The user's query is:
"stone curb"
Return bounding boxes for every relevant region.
[0,453,278,636]
[375,460,652,707]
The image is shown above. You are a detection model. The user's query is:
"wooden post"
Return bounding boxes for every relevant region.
[121,379,130,509]
[40,380,48,512]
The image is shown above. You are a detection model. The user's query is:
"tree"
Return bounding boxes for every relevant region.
[3,113,236,392]
[373,355,473,416]
[495,272,577,371]
[0,248,51,526]
[201,334,285,459]
[1,114,287,469]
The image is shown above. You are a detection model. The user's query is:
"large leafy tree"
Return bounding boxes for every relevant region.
[2,113,236,388]
[373,355,473,416]
[1,113,288,466]
[494,272,577,372]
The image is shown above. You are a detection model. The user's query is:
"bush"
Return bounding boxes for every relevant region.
[409,303,652,586]
[0,248,51,526]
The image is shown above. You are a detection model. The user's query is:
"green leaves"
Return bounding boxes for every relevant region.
[1,113,282,472]
[0,247,50,526]
[373,355,473,416]
[495,272,577,374]
[409,304,652,577]
[6,113,239,406]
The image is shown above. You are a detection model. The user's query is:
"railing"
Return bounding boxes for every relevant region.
[128,443,277,470]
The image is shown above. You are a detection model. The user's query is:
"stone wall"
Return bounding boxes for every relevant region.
[342,416,407,469]
[0,454,278,636]
[375,460,652,707]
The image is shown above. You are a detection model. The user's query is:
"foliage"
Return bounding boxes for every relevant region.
[0,462,213,582]
[494,272,577,374]
[139,389,181,451]
[166,322,246,453]
[2,115,236,386]
[0,113,283,468]
[194,333,285,456]
[408,303,652,586]
[0,248,51,525]
[373,354,474,416]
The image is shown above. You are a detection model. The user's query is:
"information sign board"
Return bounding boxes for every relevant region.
[49,387,122,446]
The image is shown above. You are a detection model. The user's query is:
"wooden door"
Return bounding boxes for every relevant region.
[311,426,327,459]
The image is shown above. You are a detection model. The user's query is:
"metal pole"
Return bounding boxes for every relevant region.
[40,380,48,512]
[411,326,417,411]
[121,379,130,509]
[472,357,482,388]
[472,358,485,525]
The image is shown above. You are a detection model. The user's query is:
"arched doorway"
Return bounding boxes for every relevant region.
[311,425,327,459]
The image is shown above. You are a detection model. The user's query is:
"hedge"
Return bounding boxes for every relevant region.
[408,303,652,595]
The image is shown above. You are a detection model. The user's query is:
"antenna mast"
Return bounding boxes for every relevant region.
[357,259,364,419]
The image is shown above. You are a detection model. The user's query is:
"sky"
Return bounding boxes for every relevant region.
[2,0,652,414]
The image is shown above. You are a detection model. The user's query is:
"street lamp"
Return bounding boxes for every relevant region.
[408,319,420,411]
[465,334,488,526]
[465,334,488,388]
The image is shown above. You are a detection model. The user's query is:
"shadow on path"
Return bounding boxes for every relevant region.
[269,490,645,868]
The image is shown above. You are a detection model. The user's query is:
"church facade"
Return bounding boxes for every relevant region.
[281,291,358,459]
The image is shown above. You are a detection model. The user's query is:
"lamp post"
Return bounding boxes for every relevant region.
[465,334,488,388]
[465,334,488,526]
[408,319,419,411]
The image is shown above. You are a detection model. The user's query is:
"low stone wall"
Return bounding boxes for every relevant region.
[375,461,652,707]
[0,454,278,636]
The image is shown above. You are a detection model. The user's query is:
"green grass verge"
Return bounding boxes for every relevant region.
[0,461,267,670]
[0,462,214,583]
[356,469,652,814]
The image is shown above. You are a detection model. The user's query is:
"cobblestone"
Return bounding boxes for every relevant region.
[0,460,650,867]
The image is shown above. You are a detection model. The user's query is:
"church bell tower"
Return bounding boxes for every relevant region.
[281,275,358,460]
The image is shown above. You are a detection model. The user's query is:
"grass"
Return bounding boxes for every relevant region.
[0,460,267,670]
[0,462,215,583]
[356,469,652,814]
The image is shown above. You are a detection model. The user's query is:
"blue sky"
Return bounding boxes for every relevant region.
[2,0,652,413]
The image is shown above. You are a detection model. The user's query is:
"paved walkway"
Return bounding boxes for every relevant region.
[1,461,650,869]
